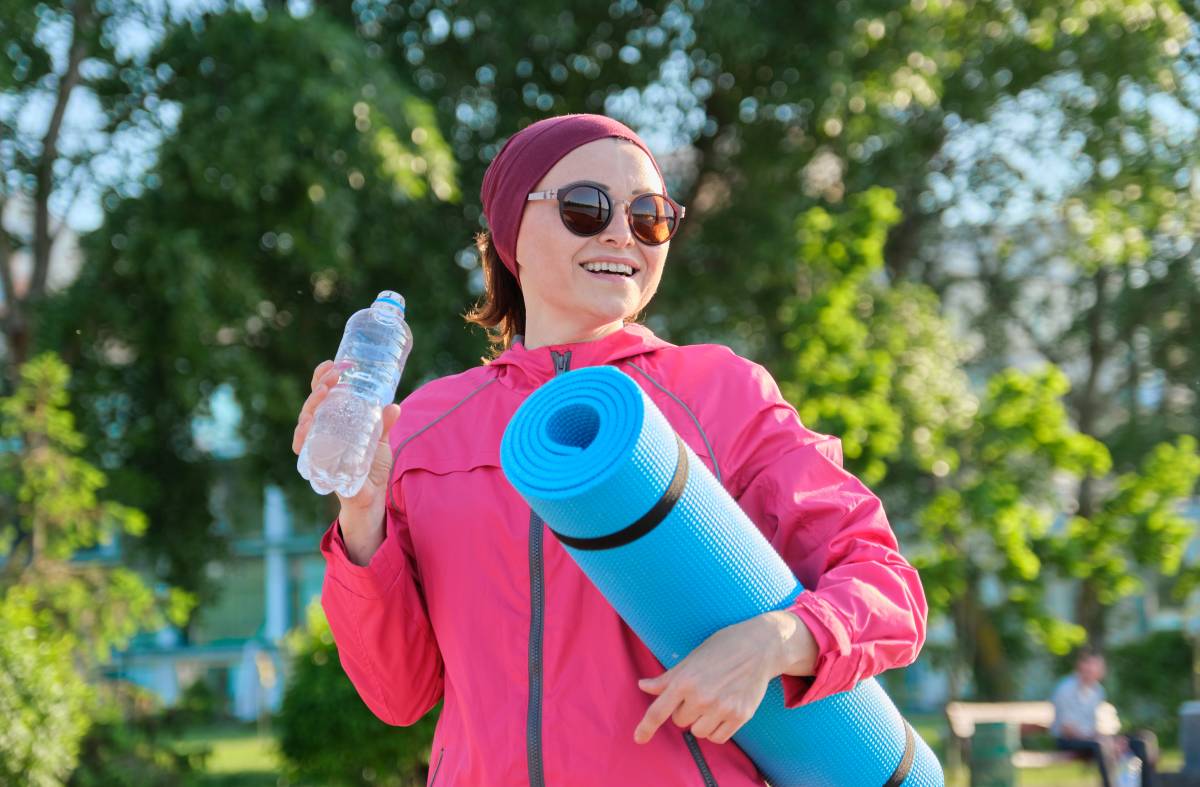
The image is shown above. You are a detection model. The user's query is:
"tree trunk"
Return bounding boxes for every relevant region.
[1072,268,1113,644]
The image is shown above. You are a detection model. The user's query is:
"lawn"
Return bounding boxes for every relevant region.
[175,717,1181,786]
[170,722,282,786]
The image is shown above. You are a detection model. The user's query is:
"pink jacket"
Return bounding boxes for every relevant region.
[320,323,928,786]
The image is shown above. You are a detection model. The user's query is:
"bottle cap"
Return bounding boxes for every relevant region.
[375,290,406,313]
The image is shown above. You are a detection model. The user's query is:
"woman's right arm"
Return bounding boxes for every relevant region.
[319,493,444,727]
[296,359,444,726]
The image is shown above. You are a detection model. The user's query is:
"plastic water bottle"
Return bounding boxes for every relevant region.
[297,291,413,497]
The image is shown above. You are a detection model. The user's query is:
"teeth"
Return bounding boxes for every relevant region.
[582,261,635,276]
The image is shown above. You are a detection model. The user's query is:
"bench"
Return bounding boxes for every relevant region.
[944,700,1121,772]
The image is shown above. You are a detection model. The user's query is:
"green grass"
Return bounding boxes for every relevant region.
[175,716,1182,786]
[170,722,284,786]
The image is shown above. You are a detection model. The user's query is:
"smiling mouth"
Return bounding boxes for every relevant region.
[579,263,639,278]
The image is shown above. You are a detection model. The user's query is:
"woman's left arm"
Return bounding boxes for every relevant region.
[730,420,928,707]
[635,355,927,745]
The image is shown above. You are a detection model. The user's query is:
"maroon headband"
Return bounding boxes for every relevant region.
[480,113,666,284]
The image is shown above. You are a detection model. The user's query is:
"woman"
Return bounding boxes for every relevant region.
[293,113,928,786]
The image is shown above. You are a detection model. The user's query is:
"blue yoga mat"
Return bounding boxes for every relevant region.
[500,365,943,787]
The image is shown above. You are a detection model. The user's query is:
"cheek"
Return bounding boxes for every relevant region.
[516,215,573,280]
[644,252,668,288]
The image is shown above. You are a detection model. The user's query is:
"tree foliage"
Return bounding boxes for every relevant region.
[40,6,465,610]
[277,601,437,786]
[0,353,192,780]
[8,0,1198,700]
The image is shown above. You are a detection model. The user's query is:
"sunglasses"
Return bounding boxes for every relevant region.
[526,180,686,245]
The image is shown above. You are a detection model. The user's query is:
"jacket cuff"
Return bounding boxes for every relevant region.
[319,516,400,600]
[779,591,857,707]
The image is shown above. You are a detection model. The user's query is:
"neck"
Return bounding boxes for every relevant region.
[521,317,625,350]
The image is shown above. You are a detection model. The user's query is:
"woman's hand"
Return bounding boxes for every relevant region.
[634,611,818,745]
[293,359,403,564]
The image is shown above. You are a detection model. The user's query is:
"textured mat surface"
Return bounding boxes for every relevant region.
[501,365,943,787]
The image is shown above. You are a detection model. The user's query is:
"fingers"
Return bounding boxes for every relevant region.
[689,713,721,741]
[708,719,739,745]
[294,361,353,455]
[634,688,681,744]
[310,359,335,391]
[362,406,403,490]
[670,697,703,729]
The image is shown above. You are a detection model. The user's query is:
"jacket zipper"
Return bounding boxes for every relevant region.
[429,746,445,785]
[528,349,572,787]
[528,349,717,787]
[683,730,719,786]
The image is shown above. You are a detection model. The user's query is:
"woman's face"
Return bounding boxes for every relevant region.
[514,138,671,339]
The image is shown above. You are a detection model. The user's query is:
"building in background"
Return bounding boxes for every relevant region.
[104,483,327,721]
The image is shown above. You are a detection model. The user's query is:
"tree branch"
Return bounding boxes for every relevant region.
[0,195,15,323]
[47,161,91,251]
[31,0,94,303]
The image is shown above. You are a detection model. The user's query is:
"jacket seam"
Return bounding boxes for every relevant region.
[323,569,382,601]
[622,361,722,484]
[428,746,445,785]
[387,377,497,511]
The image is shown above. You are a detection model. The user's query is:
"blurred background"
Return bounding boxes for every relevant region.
[2,0,1198,784]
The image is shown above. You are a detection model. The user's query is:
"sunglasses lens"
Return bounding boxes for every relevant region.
[561,185,610,235]
[631,194,677,244]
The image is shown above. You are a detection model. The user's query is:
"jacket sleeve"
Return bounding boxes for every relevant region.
[319,478,443,726]
[722,360,927,708]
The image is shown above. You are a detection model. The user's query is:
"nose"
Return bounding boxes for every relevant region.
[598,200,635,248]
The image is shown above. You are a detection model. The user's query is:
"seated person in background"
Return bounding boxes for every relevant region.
[1051,645,1158,787]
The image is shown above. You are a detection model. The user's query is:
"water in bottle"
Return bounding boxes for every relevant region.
[297,290,413,497]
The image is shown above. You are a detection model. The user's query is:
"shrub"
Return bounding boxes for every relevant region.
[277,601,438,786]
[67,680,206,787]
[169,675,226,726]
[1108,629,1194,745]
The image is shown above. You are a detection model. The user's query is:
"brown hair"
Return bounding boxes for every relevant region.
[462,229,649,361]
[463,230,526,359]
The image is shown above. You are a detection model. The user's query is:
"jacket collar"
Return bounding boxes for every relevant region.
[489,322,673,388]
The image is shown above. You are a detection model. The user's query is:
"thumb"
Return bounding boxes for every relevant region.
[364,405,402,488]
[381,403,403,434]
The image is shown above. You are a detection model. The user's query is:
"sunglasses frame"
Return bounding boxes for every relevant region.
[526,180,686,245]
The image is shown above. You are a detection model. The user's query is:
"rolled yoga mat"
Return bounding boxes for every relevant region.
[500,365,943,787]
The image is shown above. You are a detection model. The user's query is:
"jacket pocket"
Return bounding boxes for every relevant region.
[428,747,446,786]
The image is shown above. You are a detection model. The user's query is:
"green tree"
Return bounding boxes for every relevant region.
[39,6,462,611]
[0,352,192,782]
[336,0,1199,654]
[0,0,170,378]
[0,585,89,786]
[916,366,1112,698]
[776,189,1076,696]
[21,0,1198,697]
